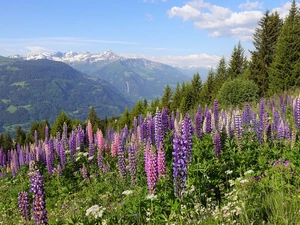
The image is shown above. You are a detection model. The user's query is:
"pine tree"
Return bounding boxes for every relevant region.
[171,82,182,112]
[15,126,26,146]
[199,68,215,106]
[190,72,202,107]
[161,84,173,109]
[269,1,300,94]
[228,41,247,79]
[51,111,72,137]
[213,57,227,99]
[131,100,146,118]
[250,10,282,96]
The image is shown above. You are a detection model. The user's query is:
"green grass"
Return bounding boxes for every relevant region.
[6,105,17,113]
[5,65,20,71]
[1,99,10,104]
[20,104,31,110]
[10,81,26,87]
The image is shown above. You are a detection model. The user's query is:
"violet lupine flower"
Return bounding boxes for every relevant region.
[59,141,66,169]
[29,169,48,225]
[69,132,76,163]
[45,142,53,175]
[97,129,104,168]
[161,108,169,135]
[204,110,212,134]
[294,98,300,129]
[262,112,269,143]
[213,99,219,131]
[285,121,291,140]
[61,122,68,148]
[195,106,203,139]
[145,144,157,194]
[117,136,126,180]
[172,132,188,199]
[147,115,155,146]
[45,125,49,141]
[154,108,163,150]
[157,143,166,179]
[134,117,138,137]
[18,191,31,224]
[277,121,285,140]
[214,131,222,157]
[234,113,242,151]
[34,130,38,147]
[242,103,251,128]
[128,134,138,185]
[170,112,175,131]
[182,113,193,164]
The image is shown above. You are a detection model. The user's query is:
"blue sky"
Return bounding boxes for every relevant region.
[0,0,294,67]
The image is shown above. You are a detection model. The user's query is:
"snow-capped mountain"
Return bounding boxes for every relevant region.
[10,50,121,64]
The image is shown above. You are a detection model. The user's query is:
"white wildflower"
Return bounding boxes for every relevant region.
[85,204,106,219]
[145,194,157,201]
[225,170,233,175]
[88,156,94,161]
[83,152,89,157]
[122,190,133,195]
[240,179,249,184]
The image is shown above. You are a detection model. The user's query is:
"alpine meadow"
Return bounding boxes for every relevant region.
[1,1,300,225]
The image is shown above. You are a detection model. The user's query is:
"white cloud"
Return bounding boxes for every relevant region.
[239,1,263,10]
[167,0,292,41]
[272,2,292,19]
[145,13,153,21]
[24,46,48,53]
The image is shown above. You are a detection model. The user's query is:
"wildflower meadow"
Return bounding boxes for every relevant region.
[1,94,300,224]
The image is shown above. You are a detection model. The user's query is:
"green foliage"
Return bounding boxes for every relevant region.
[217,78,259,107]
[160,84,173,109]
[269,0,300,94]
[199,69,215,106]
[51,111,72,136]
[249,10,283,96]
[212,57,227,100]
[14,126,26,147]
[227,41,247,80]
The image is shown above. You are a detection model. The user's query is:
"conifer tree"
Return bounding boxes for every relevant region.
[249,10,282,96]
[213,57,227,99]
[228,41,247,79]
[269,0,300,94]
[15,126,26,146]
[199,68,215,106]
[51,111,72,137]
[190,72,202,107]
[161,84,173,109]
[87,106,101,132]
[171,82,182,112]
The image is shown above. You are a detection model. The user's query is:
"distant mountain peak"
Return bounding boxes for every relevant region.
[9,50,121,64]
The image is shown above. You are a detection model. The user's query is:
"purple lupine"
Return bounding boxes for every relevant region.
[214,131,222,157]
[204,110,212,134]
[285,121,291,140]
[69,132,76,163]
[182,113,193,164]
[242,103,251,128]
[145,143,157,194]
[154,108,163,150]
[117,136,126,180]
[262,112,269,143]
[172,132,188,199]
[128,134,138,185]
[294,98,300,129]
[195,106,203,139]
[213,99,219,131]
[18,191,31,224]
[29,168,48,225]
[34,130,38,147]
[234,113,242,151]
[45,142,54,175]
[147,115,155,146]
[170,112,175,131]
[157,143,166,179]
[161,108,169,135]
[277,121,285,140]
[134,117,138,137]
[59,141,66,169]
[45,125,49,141]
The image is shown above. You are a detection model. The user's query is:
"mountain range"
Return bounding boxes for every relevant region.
[11,50,191,101]
[0,57,132,133]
